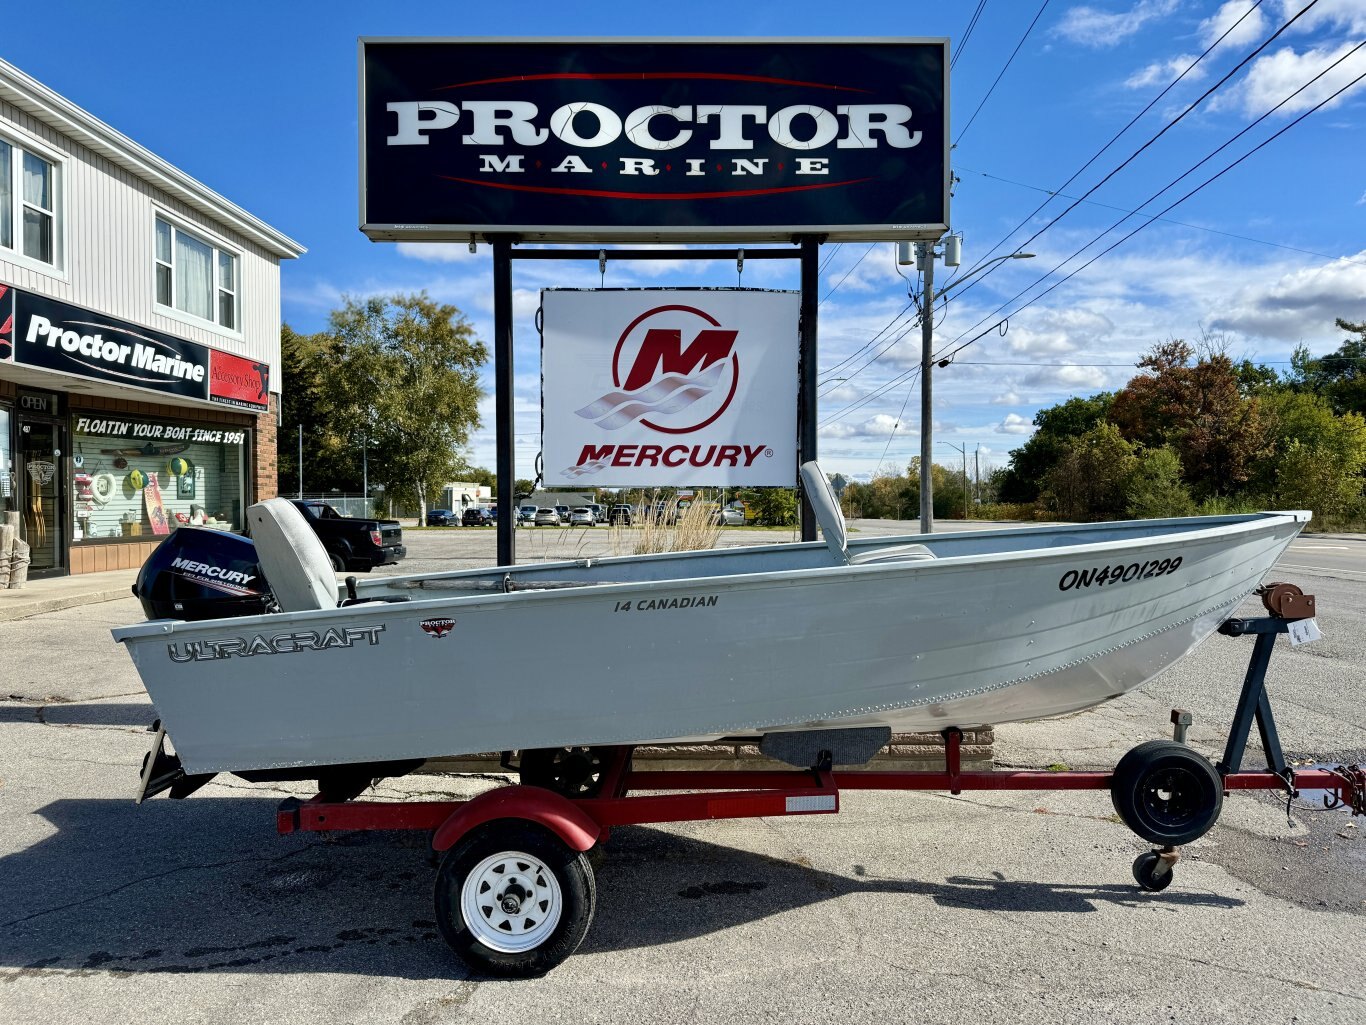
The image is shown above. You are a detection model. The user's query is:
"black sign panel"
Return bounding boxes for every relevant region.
[361,38,949,242]
[12,290,211,402]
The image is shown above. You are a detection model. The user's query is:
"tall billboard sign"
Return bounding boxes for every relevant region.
[360,38,949,242]
[541,289,798,486]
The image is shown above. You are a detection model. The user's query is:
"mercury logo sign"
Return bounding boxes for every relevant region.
[576,305,739,434]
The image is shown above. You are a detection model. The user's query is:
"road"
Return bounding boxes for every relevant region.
[0,523,1362,1024]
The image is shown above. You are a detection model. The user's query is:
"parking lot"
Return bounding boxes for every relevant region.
[0,526,1362,1024]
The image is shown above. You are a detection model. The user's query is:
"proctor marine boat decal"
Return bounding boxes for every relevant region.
[420,618,457,638]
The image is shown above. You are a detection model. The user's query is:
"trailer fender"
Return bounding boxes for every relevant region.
[431,784,601,853]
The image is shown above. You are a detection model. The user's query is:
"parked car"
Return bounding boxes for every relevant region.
[462,507,493,526]
[713,505,746,526]
[425,508,455,527]
[554,504,570,522]
[568,507,594,526]
[518,504,538,524]
[607,503,633,525]
[587,503,606,523]
[534,507,561,526]
[289,500,405,573]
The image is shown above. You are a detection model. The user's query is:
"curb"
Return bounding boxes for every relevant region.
[0,587,132,622]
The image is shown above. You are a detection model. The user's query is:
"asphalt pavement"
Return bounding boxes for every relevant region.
[0,524,1362,1024]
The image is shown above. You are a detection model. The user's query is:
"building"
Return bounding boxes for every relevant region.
[440,482,492,512]
[0,59,304,577]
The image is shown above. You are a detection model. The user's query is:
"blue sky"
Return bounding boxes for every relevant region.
[6,1,1365,482]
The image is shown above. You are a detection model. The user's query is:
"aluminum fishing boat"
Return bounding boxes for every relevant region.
[113,463,1308,783]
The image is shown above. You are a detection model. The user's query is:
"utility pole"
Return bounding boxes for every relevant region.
[918,243,935,535]
[974,445,980,506]
[943,441,968,519]
[297,424,303,500]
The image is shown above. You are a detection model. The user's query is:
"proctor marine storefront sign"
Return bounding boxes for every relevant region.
[360,38,948,242]
[4,285,270,411]
[541,289,798,486]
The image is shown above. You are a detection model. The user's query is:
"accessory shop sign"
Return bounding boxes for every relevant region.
[360,38,948,242]
[541,289,798,487]
[1,284,270,411]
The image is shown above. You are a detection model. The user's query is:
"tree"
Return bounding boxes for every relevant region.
[749,487,797,526]
[999,393,1114,502]
[327,294,488,524]
[1126,446,1194,519]
[1109,340,1272,497]
[278,324,359,495]
[1288,319,1366,416]
[1041,423,1138,521]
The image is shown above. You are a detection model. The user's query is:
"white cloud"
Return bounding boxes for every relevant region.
[1022,364,1111,390]
[1276,0,1366,36]
[1199,1,1268,48]
[820,414,906,440]
[996,413,1035,435]
[1004,307,1113,356]
[395,242,484,264]
[1219,41,1366,117]
[991,391,1021,405]
[1125,54,1207,89]
[1209,250,1366,338]
[1359,190,1366,205]
[1056,0,1179,48]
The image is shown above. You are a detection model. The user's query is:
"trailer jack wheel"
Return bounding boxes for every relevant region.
[1132,850,1176,892]
[434,821,595,978]
[1111,740,1223,846]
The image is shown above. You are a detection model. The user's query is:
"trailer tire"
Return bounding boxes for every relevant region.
[329,551,346,573]
[1111,740,1223,845]
[434,820,595,978]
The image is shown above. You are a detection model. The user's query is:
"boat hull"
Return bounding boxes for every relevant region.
[113,513,1305,775]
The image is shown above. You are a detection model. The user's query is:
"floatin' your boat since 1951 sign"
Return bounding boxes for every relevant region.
[540,288,799,487]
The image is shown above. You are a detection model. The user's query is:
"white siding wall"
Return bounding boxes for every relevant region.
[0,96,283,391]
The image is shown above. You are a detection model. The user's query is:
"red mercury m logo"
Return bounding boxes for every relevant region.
[574,305,740,435]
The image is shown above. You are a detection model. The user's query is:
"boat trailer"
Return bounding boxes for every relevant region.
[272,585,1363,977]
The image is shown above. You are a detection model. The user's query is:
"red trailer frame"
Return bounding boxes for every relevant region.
[270,596,1362,977]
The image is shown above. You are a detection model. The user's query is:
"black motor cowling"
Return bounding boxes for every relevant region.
[133,527,272,621]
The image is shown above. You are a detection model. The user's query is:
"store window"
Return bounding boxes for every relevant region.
[0,405,13,516]
[154,215,239,331]
[0,136,62,269]
[69,415,247,542]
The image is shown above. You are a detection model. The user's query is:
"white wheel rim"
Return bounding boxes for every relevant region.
[460,850,563,954]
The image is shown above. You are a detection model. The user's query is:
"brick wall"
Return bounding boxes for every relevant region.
[253,394,278,501]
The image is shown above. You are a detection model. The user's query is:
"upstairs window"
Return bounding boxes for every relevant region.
[154,215,239,331]
[0,137,61,269]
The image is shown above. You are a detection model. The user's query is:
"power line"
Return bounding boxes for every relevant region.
[954,0,1052,146]
[955,164,1366,267]
[818,242,878,306]
[935,63,1366,367]
[936,10,1347,362]
[948,0,1275,305]
[951,1,990,72]
[818,301,916,384]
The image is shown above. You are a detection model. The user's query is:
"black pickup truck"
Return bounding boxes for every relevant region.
[290,500,406,572]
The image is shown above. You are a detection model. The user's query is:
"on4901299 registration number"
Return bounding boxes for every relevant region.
[1058,556,1182,592]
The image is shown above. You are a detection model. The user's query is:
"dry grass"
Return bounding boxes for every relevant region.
[610,495,723,556]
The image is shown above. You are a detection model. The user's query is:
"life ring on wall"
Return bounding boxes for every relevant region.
[90,473,117,506]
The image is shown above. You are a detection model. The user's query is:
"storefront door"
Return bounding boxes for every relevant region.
[18,418,65,576]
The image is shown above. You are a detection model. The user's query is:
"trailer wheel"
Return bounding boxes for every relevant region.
[434,821,595,978]
[520,747,608,797]
[1132,851,1174,892]
[329,552,346,573]
[1111,740,1223,845]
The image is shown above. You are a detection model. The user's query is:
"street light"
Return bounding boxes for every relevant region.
[940,442,969,520]
[914,245,1034,535]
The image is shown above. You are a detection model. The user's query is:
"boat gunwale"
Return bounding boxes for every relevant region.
[111,511,1307,643]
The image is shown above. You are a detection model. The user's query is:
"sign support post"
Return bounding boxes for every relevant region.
[493,236,516,567]
[798,236,820,543]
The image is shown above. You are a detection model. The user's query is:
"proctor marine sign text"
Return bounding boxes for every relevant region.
[361,39,948,241]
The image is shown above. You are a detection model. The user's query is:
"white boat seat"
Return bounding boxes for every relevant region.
[800,460,935,566]
[246,498,339,612]
[848,543,936,565]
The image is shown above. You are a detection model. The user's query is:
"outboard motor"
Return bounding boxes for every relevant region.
[133,527,272,621]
